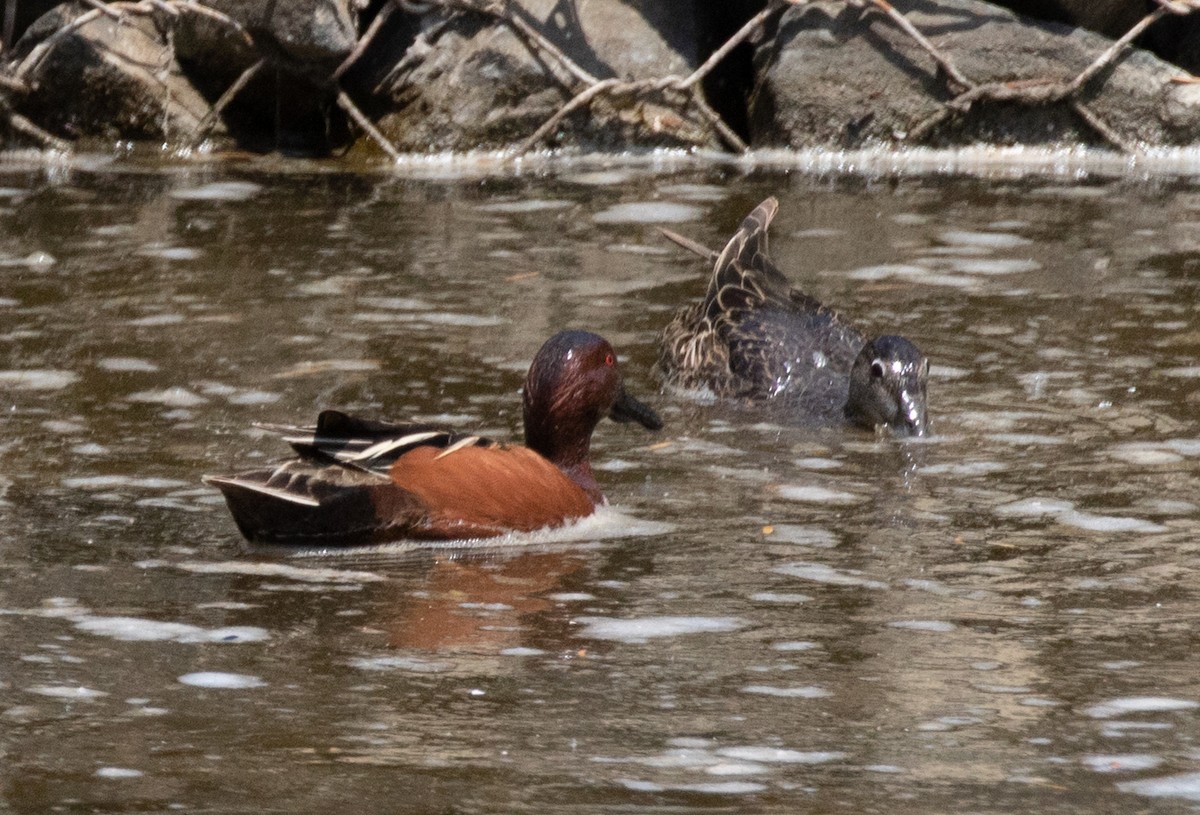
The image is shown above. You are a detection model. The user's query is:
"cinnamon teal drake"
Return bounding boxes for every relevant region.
[204,331,663,545]
[659,197,929,436]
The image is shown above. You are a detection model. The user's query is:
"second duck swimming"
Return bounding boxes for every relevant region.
[660,197,930,437]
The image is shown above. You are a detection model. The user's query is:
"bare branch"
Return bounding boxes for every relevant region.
[513,77,621,155]
[337,89,402,160]
[334,0,396,82]
[675,1,784,90]
[188,57,264,148]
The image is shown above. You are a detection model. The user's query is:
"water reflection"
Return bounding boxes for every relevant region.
[3,158,1200,812]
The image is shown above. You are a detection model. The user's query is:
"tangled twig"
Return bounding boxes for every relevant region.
[413,0,785,155]
[855,0,1187,151]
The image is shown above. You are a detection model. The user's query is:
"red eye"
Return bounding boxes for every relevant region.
[605,353,615,366]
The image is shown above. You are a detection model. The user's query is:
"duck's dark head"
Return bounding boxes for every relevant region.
[844,335,929,437]
[523,331,662,491]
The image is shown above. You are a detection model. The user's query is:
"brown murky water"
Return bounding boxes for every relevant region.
[4,151,1200,813]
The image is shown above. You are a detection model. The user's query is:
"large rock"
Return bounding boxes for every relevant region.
[10,0,360,152]
[749,0,1200,149]
[11,3,217,143]
[990,0,1148,39]
[355,0,722,153]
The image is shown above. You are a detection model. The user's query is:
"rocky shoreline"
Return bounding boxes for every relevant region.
[2,0,1199,158]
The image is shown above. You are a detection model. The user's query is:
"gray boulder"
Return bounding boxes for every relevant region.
[357,0,723,154]
[11,3,217,143]
[750,0,1200,149]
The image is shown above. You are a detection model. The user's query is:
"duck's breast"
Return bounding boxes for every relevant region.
[389,444,596,536]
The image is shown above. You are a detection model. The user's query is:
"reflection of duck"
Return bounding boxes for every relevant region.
[388,551,584,652]
[660,197,930,436]
[205,331,662,545]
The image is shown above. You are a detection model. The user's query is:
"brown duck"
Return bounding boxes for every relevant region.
[659,197,929,436]
[205,331,663,545]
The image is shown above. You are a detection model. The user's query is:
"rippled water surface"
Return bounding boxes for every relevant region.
[4,153,1200,813]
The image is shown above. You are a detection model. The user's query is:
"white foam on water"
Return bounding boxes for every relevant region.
[704,762,769,776]
[888,620,957,633]
[348,655,454,673]
[751,592,812,604]
[63,476,190,490]
[1164,439,1200,455]
[27,685,107,700]
[95,767,145,779]
[1161,366,1200,378]
[274,359,381,377]
[500,647,546,656]
[74,616,269,644]
[656,182,727,201]
[574,615,745,643]
[306,504,675,560]
[741,684,831,698]
[357,296,432,310]
[1057,511,1167,534]
[986,432,1066,445]
[478,199,571,213]
[127,387,208,407]
[1081,754,1163,773]
[765,525,839,547]
[716,746,845,764]
[592,201,703,224]
[774,562,888,590]
[1084,696,1199,719]
[0,369,79,390]
[994,497,1076,518]
[920,460,1006,477]
[618,779,767,795]
[1109,443,1184,466]
[137,246,201,261]
[846,263,929,281]
[948,258,1041,275]
[772,641,819,652]
[939,229,1032,248]
[178,672,266,689]
[97,357,159,372]
[137,559,387,584]
[775,485,860,505]
[549,592,595,602]
[170,181,262,201]
[793,457,841,470]
[1118,772,1200,802]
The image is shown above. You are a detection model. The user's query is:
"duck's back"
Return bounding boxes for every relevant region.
[660,198,866,417]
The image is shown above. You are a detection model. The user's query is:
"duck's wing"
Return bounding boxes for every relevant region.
[204,411,506,545]
[258,409,498,476]
[660,198,789,392]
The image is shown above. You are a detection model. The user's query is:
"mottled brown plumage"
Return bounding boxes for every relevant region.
[660,197,929,435]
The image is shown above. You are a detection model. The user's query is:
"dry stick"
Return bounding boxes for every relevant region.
[885,1,1183,150]
[375,15,455,94]
[187,56,264,148]
[1070,100,1133,152]
[513,77,621,155]
[15,0,253,84]
[676,1,784,91]
[333,0,396,82]
[864,0,973,92]
[337,89,402,160]
[689,91,749,152]
[8,109,71,150]
[456,0,600,86]
[505,0,781,154]
[1067,5,1170,92]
